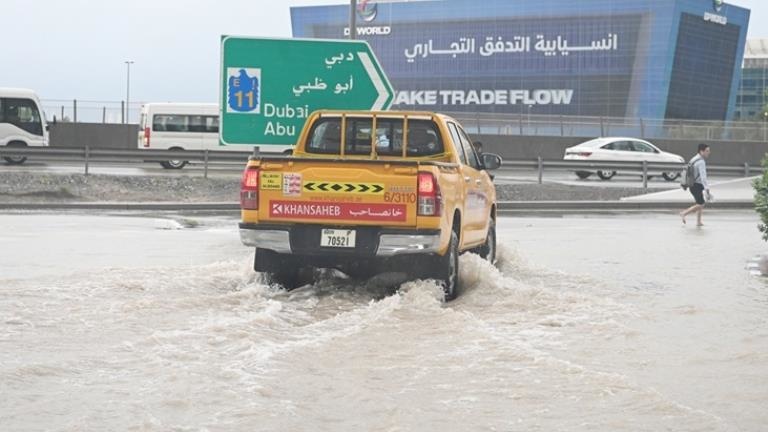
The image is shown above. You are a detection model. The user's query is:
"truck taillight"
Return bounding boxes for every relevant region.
[417,172,442,216]
[240,167,259,210]
[143,127,151,148]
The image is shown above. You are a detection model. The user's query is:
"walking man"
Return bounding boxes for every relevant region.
[680,144,712,226]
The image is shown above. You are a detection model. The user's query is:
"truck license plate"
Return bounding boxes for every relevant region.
[320,229,356,248]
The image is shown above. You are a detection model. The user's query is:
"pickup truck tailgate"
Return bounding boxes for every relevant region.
[255,160,419,227]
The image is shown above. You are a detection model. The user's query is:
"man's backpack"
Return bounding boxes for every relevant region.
[680,157,698,190]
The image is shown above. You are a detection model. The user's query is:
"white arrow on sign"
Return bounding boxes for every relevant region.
[357,52,390,111]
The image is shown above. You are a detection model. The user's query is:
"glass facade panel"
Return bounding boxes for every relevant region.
[665,13,740,120]
[736,67,768,120]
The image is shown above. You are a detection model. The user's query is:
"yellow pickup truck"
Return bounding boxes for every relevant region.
[239,110,501,300]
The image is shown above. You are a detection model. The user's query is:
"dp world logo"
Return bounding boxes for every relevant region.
[714,0,723,11]
[357,0,377,22]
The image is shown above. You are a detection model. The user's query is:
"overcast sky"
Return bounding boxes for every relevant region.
[1,0,765,106]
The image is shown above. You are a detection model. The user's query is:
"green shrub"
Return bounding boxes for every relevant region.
[754,154,768,241]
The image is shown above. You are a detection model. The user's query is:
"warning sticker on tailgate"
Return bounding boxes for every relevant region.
[260,172,282,190]
[303,182,384,195]
[282,173,302,196]
[269,201,406,222]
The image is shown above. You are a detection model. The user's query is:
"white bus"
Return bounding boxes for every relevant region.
[0,88,49,165]
[139,103,289,169]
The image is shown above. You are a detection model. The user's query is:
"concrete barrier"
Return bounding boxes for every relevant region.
[50,123,139,150]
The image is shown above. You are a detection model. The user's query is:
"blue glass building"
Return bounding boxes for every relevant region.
[736,39,768,120]
[291,0,750,121]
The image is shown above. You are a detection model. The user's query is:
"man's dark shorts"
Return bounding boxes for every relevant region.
[690,183,705,205]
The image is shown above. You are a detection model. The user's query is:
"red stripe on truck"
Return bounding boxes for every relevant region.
[269,201,407,222]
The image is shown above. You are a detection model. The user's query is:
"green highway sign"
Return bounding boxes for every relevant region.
[220,36,394,147]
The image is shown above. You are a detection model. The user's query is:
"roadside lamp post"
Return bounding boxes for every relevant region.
[527,105,533,131]
[349,0,356,40]
[125,60,134,124]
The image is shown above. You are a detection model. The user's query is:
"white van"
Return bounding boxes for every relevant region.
[0,88,49,165]
[138,103,219,169]
[139,103,287,169]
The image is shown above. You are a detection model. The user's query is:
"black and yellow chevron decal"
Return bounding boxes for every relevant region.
[303,181,384,195]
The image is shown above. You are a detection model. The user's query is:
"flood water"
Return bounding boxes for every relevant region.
[1,211,766,431]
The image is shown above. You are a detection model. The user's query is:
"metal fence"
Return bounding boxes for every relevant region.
[41,99,144,124]
[0,147,256,178]
[449,111,768,142]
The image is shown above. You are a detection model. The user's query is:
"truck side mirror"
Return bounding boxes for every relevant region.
[482,153,502,170]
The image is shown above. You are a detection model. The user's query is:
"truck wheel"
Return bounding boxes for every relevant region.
[268,267,314,290]
[255,249,314,290]
[342,261,375,280]
[436,231,460,301]
[477,219,496,265]
[3,142,28,165]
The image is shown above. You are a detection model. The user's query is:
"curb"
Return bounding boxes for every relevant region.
[0,200,754,212]
[496,200,754,212]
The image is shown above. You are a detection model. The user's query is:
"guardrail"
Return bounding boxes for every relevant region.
[502,157,763,188]
[0,146,762,189]
[0,146,263,178]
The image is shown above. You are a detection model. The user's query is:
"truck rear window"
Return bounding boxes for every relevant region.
[306,118,443,156]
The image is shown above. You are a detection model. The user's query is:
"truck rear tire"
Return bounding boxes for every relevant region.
[254,249,314,290]
[268,267,314,290]
[435,231,460,301]
[476,219,496,265]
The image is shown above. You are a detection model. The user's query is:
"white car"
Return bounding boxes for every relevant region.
[563,137,684,181]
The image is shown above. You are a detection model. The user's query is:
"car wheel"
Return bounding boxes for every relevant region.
[597,170,616,180]
[476,218,496,265]
[436,231,460,301]
[662,172,680,181]
[163,147,187,169]
[2,142,28,165]
[575,171,592,180]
